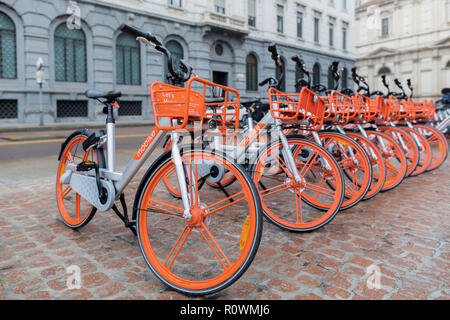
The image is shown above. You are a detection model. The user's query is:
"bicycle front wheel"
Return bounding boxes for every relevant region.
[250,136,344,232]
[135,149,262,296]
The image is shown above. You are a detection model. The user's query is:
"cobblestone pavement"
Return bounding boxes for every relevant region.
[0,149,449,300]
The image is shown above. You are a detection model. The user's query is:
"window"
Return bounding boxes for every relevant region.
[378,66,391,75]
[116,33,141,85]
[381,17,389,36]
[54,23,86,82]
[215,0,225,14]
[275,57,286,91]
[329,23,334,47]
[297,12,303,38]
[277,5,284,33]
[343,0,347,9]
[328,65,335,89]
[248,0,256,27]
[314,17,320,43]
[164,40,184,83]
[447,60,450,68]
[342,68,348,89]
[168,0,182,7]
[313,63,321,85]
[342,27,347,50]
[0,12,16,79]
[246,54,258,91]
[329,0,335,7]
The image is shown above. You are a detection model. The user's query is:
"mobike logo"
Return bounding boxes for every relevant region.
[239,123,266,148]
[133,129,158,160]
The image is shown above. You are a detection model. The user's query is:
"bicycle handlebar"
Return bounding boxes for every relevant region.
[291,55,311,90]
[119,24,161,46]
[119,24,191,83]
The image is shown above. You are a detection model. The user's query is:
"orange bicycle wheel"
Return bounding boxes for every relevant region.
[378,126,419,177]
[135,149,262,296]
[401,126,432,176]
[344,132,386,200]
[413,125,448,172]
[308,132,372,210]
[56,130,99,228]
[250,136,344,232]
[366,131,407,192]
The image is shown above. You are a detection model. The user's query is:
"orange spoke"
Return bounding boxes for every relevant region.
[312,174,327,200]
[259,181,291,198]
[199,222,231,269]
[148,199,184,214]
[62,186,72,198]
[165,225,192,270]
[299,151,319,177]
[203,192,246,217]
[304,181,336,198]
[270,152,294,178]
[75,193,80,220]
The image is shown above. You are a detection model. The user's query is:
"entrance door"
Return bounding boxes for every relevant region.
[213,71,228,86]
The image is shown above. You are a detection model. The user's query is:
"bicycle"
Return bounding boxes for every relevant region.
[56,24,263,296]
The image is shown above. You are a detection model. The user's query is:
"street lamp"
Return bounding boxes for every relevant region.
[36,57,44,126]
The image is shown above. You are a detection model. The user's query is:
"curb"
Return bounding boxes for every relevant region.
[0,121,155,133]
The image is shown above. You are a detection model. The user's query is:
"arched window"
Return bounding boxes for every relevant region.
[446,60,450,68]
[378,66,391,75]
[54,23,86,82]
[313,63,321,86]
[328,65,335,89]
[341,68,348,89]
[116,33,141,85]
[164,40,184,83]
[0,11,16,79]
[275,57,286,91]
[246,53,258,91]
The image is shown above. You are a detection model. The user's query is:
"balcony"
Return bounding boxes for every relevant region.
[201,11,249,37]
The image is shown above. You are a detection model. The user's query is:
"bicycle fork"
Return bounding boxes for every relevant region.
[171,131,193,221]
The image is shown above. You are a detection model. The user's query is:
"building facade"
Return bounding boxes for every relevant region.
[355,0,450,100]
[0,0,355,124]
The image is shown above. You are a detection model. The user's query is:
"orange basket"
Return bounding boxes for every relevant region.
[411,99,435,122]
[268,87,326,130]
[350,93,379,124]
[150,77,240,133]
[324,91,353,125]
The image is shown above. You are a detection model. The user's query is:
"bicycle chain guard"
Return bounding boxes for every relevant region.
[69,173,116,212]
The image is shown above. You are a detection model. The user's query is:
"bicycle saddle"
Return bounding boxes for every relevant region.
[85,90,122,100]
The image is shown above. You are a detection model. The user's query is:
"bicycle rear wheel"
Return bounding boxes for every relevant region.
[56,130,100,228]
[135,148,262,296]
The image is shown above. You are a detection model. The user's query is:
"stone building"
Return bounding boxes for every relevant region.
[0,0,355,124]
[355,0,450,99]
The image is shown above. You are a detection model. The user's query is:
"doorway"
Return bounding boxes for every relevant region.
[213,71,228,86]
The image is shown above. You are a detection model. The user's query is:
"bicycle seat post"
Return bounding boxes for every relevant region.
[106,101,116,172]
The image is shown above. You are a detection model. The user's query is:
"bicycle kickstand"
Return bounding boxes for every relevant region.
[111,193,137,236]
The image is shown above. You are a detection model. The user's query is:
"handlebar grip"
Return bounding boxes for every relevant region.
[119,24,162,46]
[268,43,278,60]
[259,78,271,87]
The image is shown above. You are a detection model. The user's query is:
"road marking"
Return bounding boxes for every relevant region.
[0,133,149,146]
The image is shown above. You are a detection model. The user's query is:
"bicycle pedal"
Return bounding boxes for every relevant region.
[76,161,98,172]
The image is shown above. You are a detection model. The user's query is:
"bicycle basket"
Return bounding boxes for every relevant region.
[324,91,353,125]
[268,87,325,130]
[150,77,240,132]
